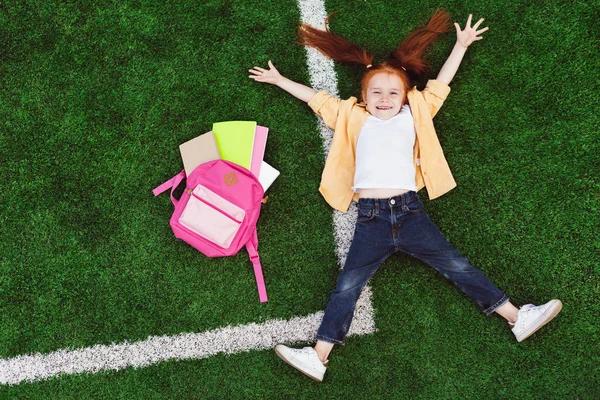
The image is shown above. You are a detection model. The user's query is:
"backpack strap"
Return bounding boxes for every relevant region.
[245,229,268,303]
[153,170,186,207]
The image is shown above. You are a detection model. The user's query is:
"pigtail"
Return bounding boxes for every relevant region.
[298,14,374,67]
[389,9,452,79]
[298,10,451,102]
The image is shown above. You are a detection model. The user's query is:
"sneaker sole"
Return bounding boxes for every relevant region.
[274,346,324,382]
[516,300,563,342]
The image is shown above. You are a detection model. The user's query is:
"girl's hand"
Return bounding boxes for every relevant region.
[249,60,317,102]
[454,14,489,49]
[249,60,283,85]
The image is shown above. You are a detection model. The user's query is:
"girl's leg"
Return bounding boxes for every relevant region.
[274,198,396,381]
[396,196,509,314]
[316,199,395,345]
[495,301,519,323]
[396,197,562,341]
[314,340,335,362]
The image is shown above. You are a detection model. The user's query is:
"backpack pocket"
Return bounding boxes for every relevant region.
[179,185,246,249]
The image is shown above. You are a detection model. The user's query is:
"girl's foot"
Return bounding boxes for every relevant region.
[274,344,328,381]
[511,299,563,342]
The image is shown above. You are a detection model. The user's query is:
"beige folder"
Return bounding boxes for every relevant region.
[179,131,221,176]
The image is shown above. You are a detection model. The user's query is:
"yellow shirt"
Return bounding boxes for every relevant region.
[308,79,456,212]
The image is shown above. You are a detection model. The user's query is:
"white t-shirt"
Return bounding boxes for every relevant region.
[352,105,417,192]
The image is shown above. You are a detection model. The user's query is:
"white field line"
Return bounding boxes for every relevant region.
[296,0,374,333]
[0,307,375,386]
[0,0,375,386]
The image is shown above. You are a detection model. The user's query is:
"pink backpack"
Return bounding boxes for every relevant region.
[153,160,268,302]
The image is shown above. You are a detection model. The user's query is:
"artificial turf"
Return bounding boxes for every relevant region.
[1,0,599,398]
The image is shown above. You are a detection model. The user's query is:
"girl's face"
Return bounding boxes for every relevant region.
[363,72,405,120]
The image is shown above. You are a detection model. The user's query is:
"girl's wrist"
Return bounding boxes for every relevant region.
[454,41,469,51]
[275,76,287,87]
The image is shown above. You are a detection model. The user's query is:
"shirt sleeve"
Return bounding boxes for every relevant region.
[421,80,451,118]
[307,90,341,129]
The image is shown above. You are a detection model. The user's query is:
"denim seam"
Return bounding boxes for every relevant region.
[402,250,508,314]
[483,294,510,316]
[315,334,345,345]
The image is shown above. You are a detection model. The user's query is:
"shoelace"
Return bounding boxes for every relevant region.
[517,305,542,326]
[298,347,327,366]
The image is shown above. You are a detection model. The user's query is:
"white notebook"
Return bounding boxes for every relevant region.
[258,161,280,193]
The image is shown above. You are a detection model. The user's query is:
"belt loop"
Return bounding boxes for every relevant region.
[400,193,407,211]
[375,200,380,215]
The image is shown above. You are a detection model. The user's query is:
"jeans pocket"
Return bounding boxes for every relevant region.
[357,207,375,222]
[406,198,424,213]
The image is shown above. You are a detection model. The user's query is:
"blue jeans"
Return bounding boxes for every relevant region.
[316,191,509,344]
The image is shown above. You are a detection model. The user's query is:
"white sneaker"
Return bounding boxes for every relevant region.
[274,345,328,381]
[511,299,563,342]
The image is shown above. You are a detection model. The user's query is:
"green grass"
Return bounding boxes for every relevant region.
[1,0,599,398]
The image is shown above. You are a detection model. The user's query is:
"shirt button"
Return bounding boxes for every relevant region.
[390,199,396,205]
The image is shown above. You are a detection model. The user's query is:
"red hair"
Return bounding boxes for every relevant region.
[298,13,374,67]
[298,10,452,101]
[388,10,452,79]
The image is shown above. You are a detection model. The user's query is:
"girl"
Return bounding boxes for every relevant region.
[249,11,562,382]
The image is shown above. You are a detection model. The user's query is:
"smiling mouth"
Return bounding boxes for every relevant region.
[376,106,393,110]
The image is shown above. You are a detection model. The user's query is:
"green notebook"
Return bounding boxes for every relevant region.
[212,121,257,170]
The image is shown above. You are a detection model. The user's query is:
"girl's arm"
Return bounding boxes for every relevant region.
[249,60,317,103]
[436,14,489,85]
